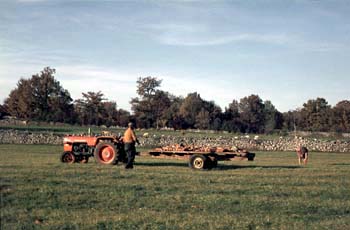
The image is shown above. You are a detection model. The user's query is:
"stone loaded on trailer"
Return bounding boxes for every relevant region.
[142,144,255,170]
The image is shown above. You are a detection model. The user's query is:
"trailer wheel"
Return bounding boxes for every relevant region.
[94,143,118,165]
[189,155,210,170]
[61,152,75,164]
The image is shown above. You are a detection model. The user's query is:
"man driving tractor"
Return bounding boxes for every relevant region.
[123,122,140,169]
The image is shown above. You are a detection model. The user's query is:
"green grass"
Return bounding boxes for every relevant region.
[1,144,350,229]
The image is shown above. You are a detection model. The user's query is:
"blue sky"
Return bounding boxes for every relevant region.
[1,0,349,112]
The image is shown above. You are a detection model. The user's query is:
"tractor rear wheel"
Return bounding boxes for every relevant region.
[61,152,75,164]
[94,142,118,165]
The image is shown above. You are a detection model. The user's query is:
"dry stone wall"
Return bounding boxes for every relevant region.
[0,130,62,145]
[0,130,349,153]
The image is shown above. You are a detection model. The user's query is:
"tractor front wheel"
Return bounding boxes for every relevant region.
[61,152,75,164]
[94,143,118,165]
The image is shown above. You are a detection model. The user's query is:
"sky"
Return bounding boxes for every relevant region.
[0,0,349,112]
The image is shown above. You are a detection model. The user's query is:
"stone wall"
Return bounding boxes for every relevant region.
[0,130,349,152]
[0,130,62,145]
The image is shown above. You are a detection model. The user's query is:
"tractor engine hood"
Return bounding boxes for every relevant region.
[63,136,98,146]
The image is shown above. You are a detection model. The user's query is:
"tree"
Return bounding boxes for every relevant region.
[221,100,242,132]
[4,67,74,122]
[263,100,283,133]
[178,92,205,129]
[331,100,350,132]
[130,76,165,128]
[162,95,184,130]
[300,98,332,131]
[74,91,106,126]
[102,101,118,127]
[195,108,210,129]
[0,104,9,119]
[116,108,131,127]
[204,101,222,130]
[239,95,265,133]
[136,76,162,98]
[4,78,33,119]
[152,90,171,128]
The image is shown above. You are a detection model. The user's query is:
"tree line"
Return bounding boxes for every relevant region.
[1,67,349,133]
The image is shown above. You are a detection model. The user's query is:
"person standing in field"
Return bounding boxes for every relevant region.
[296,144,309,165]
[123,122,139,169]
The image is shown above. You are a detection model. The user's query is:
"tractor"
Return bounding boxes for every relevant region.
[60,133,126,165]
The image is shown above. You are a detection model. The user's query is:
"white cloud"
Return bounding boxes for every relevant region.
[56,66,247,111]
[0,64,33,103]
[16,0,48,3]
[295,40,346,52]
[55,65,139,110]
[54,65,243,111]
[144,22,346,52]
[162,33,291,46]
[161,74,255,109]
[143,22,291,46]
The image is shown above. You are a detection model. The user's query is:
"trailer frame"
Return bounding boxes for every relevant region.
[140,150,255,170]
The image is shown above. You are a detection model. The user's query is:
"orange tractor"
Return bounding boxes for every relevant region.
[60,134,126,165]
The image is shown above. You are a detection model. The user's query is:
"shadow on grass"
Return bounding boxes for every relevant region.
[217,165,301,170]
[135,161,189,168]
[135,161,301,170]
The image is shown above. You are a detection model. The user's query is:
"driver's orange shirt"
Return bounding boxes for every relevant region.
[123,128,137,143]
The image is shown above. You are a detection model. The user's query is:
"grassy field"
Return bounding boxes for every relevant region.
[1,144,349,229]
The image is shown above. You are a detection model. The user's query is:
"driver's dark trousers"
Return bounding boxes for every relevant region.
[124,142,136,169]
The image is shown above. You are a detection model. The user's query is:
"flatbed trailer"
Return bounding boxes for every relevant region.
[140,149,255,170]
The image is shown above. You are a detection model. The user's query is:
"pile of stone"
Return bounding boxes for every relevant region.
[153,143,237,153]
